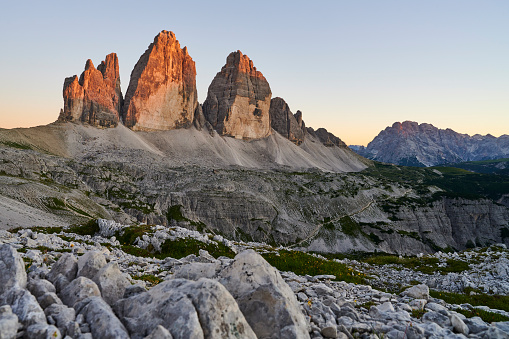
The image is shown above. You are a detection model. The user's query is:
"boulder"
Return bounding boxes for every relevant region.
[25,324,61,339]
[77,251,107,280]
[145,325,173,339]
[37,292,62,309]
[451,313,469,335]
[75,297,129,339]
[122,30,197,131]
[0,286,46,326]
[402,284,430,300]
[203,51,272,140]
[92,262,130,305]
[47,253,77,283]
[115,278,256,339]
[171,262,221,281]
[27,279,56,299]
[59,277,101,307]
[59,53,122,128]
[218,250,310,339]
[269,97,305,145]
[0,305,18,339]
[44,304,76,337]
[0,244,27,294]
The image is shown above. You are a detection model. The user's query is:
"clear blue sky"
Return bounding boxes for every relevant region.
[1,0,508,145]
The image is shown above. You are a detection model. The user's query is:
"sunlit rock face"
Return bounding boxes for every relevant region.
[203,51,272,140]
[60,53,122,128]
[269,97,306,145]
[122,30,198,131]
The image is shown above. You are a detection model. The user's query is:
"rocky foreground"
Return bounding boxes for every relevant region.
[1,221,509,338]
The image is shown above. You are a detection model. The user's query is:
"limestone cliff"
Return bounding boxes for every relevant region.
[122,30,198,131]
[269,97,305,145]
[307,127,347,147]
[203,51,272,139]
[59,53,122,128]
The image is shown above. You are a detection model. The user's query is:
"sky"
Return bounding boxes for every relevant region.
[0,1,508,146]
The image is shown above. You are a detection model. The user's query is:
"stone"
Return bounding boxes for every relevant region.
[402,284,430,300]
[203,51,272,140]
[409,298,427,311]
[269,97,305,145]
[422,311,451,328]
[75,297,129,339]
[463,316,488,334]
[115,278,256,339]
[171,262,221,281]
[0,305,18,339]
[145,325,173,339]
[59,277,101,307]
[59,53,122,128]
[377,301,395,313]
[321,326,338,338]
[37,292,62,309]
[27,279,56,299]
[77,251,107,280]
[92,262,130,305]
[44,304,76,337]
[122,284,147,299]
[0,286,46,326]
[122,30,197,131]
[47,253,77,283]
[451,313,469,335]
[484,325,509,339]
[0,244,27,294]
[25,324,61,339]
[218,250,310,339]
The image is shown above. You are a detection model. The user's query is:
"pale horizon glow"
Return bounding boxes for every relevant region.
[0,1,508,146]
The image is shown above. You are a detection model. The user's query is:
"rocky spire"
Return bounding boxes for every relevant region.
[122,30,198,131]
[59,53,122,128]
[203,51,272,139]
[269,97,305,145]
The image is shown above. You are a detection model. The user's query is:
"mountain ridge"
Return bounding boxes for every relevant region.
[352,121,509,167]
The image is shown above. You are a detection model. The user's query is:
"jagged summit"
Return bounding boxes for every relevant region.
[122,30,198,131]
[353,121,509,166]
[203,51,272,140]
[59,53,122,128]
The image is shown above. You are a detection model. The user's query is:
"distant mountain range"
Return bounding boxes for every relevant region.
[351,121,509,167]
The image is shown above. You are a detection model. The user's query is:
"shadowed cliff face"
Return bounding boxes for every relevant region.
[269,97,306,145]
[59,53,123,128]
[203,51,272,140]
[122,30,198,131]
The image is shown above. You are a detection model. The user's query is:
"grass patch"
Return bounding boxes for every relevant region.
[159,237,235,259]
[115,225,154,246]
[340,216,361,236]
[138,274,163,286]
[68,219,99,236]
[262,250,366,284]
[1,141,32,150]
[455,308,509,323]
[430,290,509,312]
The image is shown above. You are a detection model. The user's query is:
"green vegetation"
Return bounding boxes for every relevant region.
[362,255,469,275]
[0,141,32,150]
[159,237,235,259]
[455,308,509,323]
[430,290,509,312]
[262,250,366,284]
[448,158,509,176]
[68,219,99,236]
[340,216,361,236]
[138,274,163,286]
